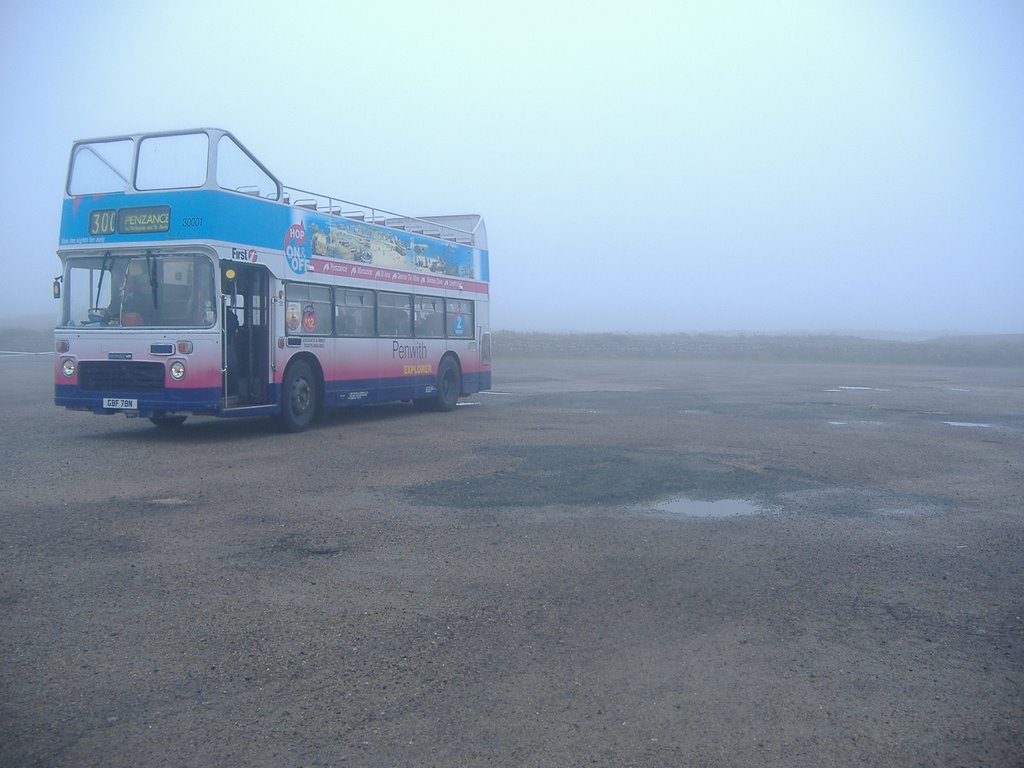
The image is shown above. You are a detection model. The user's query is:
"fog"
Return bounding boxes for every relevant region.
[2,0,1021,335]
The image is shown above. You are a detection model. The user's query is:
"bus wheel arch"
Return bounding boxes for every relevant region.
[279,354,323,432]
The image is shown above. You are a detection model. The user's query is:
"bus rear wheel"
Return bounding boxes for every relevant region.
[437,356,461,411]
[280,360,318,432]
[421,356,461,412]
[414,356,461,412]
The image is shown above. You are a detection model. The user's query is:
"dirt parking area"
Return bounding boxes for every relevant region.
[1,352,1022,767]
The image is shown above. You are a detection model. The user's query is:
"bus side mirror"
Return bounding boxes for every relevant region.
[52,276,62,299]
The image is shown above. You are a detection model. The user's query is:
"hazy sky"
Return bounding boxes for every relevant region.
[2,0,1021,334]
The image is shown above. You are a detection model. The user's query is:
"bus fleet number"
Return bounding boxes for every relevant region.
[181,217,203,228]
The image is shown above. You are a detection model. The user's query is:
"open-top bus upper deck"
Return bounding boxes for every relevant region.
[60,127,488,289]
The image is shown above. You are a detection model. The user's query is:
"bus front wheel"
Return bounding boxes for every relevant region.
[280,360,318,432]
[150,415,187,428]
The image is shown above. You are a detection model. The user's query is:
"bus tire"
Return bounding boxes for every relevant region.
[279,359,318,432]
[150,415,187,428]
[435,355,461,412]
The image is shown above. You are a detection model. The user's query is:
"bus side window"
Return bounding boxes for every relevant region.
[336,307,352,336]
[378,292,411,337]
[285,283,331,335]
[336,288,375,337]
[414,296,444,338]
[446,299,474,338]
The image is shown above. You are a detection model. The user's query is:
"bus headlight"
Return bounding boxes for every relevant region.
[61,358,76,377]
[169,361,186,381]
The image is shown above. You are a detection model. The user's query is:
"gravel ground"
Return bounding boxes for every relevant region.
[1,352,1022,767]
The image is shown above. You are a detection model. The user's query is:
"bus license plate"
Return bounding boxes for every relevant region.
[103,397,138,410]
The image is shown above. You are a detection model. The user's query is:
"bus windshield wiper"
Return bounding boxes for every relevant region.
[146,251,159,309]
[95,251,110,310]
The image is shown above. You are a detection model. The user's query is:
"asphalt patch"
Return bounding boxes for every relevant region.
[413,444,810,509]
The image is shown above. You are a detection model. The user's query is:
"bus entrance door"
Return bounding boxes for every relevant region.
[222,263,271,409]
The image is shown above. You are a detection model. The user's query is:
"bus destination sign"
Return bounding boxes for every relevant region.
[88,206,171,236]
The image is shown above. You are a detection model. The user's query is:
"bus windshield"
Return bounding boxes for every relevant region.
[61,252,216,329]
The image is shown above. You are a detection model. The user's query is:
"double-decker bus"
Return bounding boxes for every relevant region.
[53,128,490,431]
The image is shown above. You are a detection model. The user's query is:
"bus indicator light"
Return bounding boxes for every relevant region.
[56,340,70,353]
[176,341,194,355]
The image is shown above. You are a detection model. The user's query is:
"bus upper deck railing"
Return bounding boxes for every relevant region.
[281,185,484,248]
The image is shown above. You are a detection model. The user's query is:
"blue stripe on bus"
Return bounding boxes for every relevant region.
[56,369,490,416]
[324,371,490,405]
[59,190,488,284]
[61,191,288,250]
[55,384,222,415]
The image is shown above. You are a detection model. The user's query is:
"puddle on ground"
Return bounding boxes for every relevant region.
[147,497,190,506]
[650,497,763,518]
[827,420,885,427]
[825,385,889,392]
